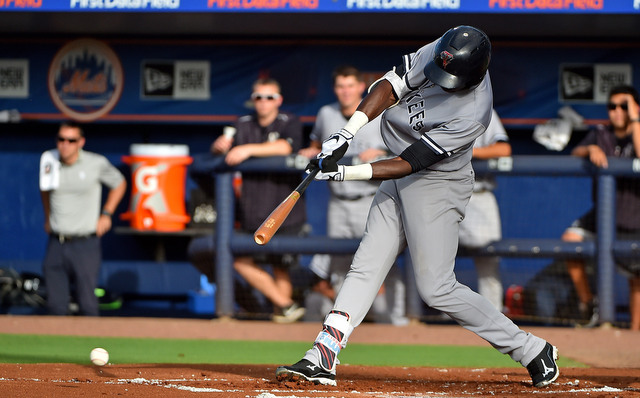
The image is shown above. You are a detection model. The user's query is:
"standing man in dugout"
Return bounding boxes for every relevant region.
[39,121,126,316]
[299,65,407,325]
[458,109,511,313]
[275,26,559,388]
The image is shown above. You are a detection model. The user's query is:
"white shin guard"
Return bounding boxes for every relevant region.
[312,311,354,372]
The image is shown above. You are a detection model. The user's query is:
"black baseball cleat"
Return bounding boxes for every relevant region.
[526,342,559,388]
[275,359,336,386]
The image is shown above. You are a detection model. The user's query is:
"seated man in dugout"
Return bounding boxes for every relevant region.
[561,84,640,331]
[211,78,307,323]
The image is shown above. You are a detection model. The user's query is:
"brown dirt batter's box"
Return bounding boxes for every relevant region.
[1,316,639,397]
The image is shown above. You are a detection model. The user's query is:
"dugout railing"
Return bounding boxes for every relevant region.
[190,154,640,324]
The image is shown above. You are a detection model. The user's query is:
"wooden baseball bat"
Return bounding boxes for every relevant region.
[253,168,319,245]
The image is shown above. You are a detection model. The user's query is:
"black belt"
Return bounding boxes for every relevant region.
[51,233,97,243]
[333,193,376,201]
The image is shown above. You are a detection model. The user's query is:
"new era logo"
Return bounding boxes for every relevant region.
[562,71,592,97]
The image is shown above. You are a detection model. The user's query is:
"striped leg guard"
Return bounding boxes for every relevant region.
[313,310,354,372]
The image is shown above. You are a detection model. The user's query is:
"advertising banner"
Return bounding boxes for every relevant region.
[1,37,639,124]
[142,60,211,100]
[0,59,29,98]
[0,0,638,13]
[560,64,633,103]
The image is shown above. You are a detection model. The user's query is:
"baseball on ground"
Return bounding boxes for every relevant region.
[90,347,109,366]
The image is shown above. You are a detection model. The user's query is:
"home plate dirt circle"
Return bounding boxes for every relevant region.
[1,363,639,397]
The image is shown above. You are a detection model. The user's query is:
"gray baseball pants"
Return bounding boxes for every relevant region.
[331,165,545,366]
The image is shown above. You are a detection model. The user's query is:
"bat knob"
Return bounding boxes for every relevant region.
[254,233,267,245]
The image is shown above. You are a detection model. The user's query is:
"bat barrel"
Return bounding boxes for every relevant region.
[253,168,318,246]
[253,191,300,245]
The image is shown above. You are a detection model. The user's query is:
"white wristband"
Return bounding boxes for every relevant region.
[343,163,373,181]
[342,110,369,136]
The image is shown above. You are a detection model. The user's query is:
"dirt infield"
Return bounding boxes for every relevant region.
[1,315,640,397]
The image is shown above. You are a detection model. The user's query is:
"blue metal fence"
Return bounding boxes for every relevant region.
[192,155,640,324]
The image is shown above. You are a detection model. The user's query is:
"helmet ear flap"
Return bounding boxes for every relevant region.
[424,25,491,90]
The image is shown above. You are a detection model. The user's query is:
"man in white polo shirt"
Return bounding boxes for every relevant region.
[39,121,126,316]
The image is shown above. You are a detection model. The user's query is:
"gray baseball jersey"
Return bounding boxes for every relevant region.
[380,40,492,171]
[306,39,546,370]
[473,109,509,191]
[41,149,124,235]
[459,108,508,248]
[474,109,508,149]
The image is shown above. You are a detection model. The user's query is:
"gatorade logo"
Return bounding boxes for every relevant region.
[136,166,159,194]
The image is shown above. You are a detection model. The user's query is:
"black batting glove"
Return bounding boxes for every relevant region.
[309,141,348,172]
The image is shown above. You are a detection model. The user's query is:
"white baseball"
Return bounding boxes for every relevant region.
[90,347,109,366]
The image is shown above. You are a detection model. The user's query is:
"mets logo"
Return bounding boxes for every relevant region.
[48,39,123,122]
[440,51,454,68]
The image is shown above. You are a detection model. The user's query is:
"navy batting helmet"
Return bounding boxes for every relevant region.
[424,26,491,90]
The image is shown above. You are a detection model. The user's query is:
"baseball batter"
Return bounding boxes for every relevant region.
[276,26,559,388]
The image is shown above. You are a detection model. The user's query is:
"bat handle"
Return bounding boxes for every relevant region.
[296,167,319,194]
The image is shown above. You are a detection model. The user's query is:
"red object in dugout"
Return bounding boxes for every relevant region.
[504,285,525,317]
[121,144,192,231]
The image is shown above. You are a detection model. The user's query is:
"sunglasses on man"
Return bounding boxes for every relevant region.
[57,137,80,143]
[251,93,281,101]
[607,102,628,111]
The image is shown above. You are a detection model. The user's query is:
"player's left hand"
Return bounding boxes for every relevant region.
[320,129,353,158]
[318,129,352,159]
[313,164,345,181]
[307,132,350,174]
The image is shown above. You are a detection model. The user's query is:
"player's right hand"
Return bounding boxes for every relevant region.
[314,165,346,181]
[307,145,346,175]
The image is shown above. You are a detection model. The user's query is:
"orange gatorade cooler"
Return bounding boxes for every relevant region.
[121,144,193,231]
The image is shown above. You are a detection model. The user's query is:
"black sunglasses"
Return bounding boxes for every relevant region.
[57,137,80,143]
[251,93,281,101]
[607,102,628,111]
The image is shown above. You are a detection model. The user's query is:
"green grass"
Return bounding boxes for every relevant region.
[0,334,584,368]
